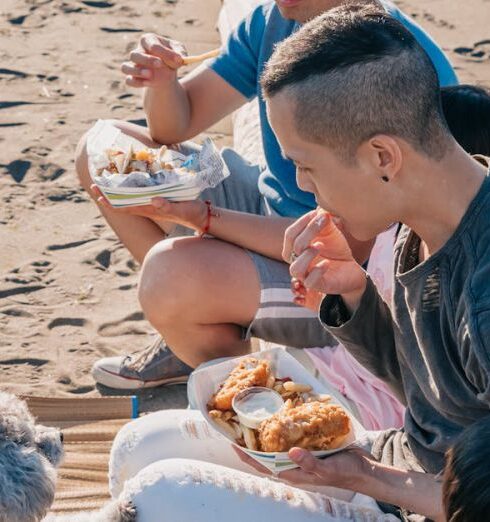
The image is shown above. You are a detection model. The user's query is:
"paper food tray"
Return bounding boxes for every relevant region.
[87,119,229,207]
[188,348,367,473]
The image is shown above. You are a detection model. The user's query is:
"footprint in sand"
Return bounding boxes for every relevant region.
[0,308,34,318]
[46,238,97,251]
[100,27,142,33]
[0,122,27,128]
[46,188,86,204]
[0,357,49,367]
[97,311,148,337]
[82,1,115,7]
[6,260,52,282]
[8,15,28,25]
[48,317,88,329]
[0,160,31,183]
[0,68,29,79]
[454,39,490,61]
[36,162,66,181]
[82,247,114,270]
[68,385,96,394]
[22,145,51,157]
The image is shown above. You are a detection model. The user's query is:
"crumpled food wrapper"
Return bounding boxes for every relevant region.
[86,119,229,207]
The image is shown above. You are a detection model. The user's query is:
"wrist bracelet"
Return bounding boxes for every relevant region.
[200,200,220,237]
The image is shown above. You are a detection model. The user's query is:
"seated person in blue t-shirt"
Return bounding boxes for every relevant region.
[75,0,457,390]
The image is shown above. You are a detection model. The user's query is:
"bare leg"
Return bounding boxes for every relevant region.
[138,236,261,368]
[75,120,170,264]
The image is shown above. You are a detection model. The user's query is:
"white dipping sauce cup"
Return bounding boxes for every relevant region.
[232,387,284,429]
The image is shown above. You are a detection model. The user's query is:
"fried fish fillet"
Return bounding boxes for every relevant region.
[210,358,271,411]
[258,401,350,452]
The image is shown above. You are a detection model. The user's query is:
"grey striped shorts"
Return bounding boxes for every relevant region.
[182,145,336,349]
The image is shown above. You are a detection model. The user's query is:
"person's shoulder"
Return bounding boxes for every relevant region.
[465,178,490,305]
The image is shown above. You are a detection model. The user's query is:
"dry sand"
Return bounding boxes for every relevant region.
[1,0,489,412]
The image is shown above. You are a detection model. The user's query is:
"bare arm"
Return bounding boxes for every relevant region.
[358,460,444,522]
[290,449,444,521]
[204,209,294,260]
[122,34,247,144]
[145,67,247,144]
[237,447,445,522]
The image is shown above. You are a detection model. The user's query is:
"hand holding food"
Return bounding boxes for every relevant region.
[122,33,187,88]
[283,209,367,312]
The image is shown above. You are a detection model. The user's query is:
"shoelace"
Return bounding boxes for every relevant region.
[126,337,167,372]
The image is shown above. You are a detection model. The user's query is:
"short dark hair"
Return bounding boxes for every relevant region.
[261,3,451,159]
[441,85,490,156]
[443,416,490,522]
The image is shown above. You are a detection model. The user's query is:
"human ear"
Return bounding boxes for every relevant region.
[360,135,402,183]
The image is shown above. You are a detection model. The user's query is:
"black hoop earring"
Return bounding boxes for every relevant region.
[382,176,389,182]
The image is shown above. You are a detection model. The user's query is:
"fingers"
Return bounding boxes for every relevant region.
[282,209,318,263]
[129,50,162,68]
[278,448,325,485]
[140,33,184,68]
[121,62,152,79]
[302,262,329,290]
[289,448,321,474]
[151,196,171,211]
[292,212,332,259]
[289,247,319,280]
[125,76,152,89]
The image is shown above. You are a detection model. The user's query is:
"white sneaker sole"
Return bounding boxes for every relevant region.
[92,365,189,390]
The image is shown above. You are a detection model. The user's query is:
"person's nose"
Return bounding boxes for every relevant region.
[296,168,313,193]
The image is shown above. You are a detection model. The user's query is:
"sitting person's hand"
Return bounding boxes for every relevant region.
[122,33,187,89]
[283,210,366,312]
[234,444,371,491]
[91,184,208,232]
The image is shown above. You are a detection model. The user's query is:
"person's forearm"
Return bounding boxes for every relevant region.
[349,458,444,521]
[207,208,294,261]
[143,82,192,144]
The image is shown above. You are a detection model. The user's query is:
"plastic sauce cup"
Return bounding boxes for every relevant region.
[232,387,284,429]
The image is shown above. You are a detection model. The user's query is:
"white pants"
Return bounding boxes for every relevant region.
[109,410,398,521]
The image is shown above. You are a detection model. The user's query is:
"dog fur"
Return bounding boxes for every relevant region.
[0,392,136,522]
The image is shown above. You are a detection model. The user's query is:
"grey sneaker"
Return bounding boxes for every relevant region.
[92,337,192,389]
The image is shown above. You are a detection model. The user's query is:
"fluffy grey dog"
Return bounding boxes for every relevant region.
[0,392,136,522]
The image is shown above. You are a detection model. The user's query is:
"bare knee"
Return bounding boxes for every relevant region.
[138,238,195,327]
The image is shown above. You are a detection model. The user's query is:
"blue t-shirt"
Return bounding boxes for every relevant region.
[210,1,458,217]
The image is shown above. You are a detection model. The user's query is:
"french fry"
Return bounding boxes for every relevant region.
[182,48,221,65]
[283,381,312,393]
[318,394,332,402]
[211,416,238,440]
[273,384,284,394]
[266,374,276,389]
[232,422,243,439]
[241,424,258,451]
[209,410,222,418]
[223,411,234,421]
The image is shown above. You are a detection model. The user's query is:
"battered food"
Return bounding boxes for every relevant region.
[209,358,271,411]
[258,400,350,452]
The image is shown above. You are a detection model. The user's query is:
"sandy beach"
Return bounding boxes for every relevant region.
[1,0,489,411]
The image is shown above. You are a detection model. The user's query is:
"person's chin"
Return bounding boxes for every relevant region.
[276,0,307,20]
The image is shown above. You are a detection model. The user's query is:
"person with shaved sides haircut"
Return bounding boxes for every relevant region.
[256,3,490,520]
